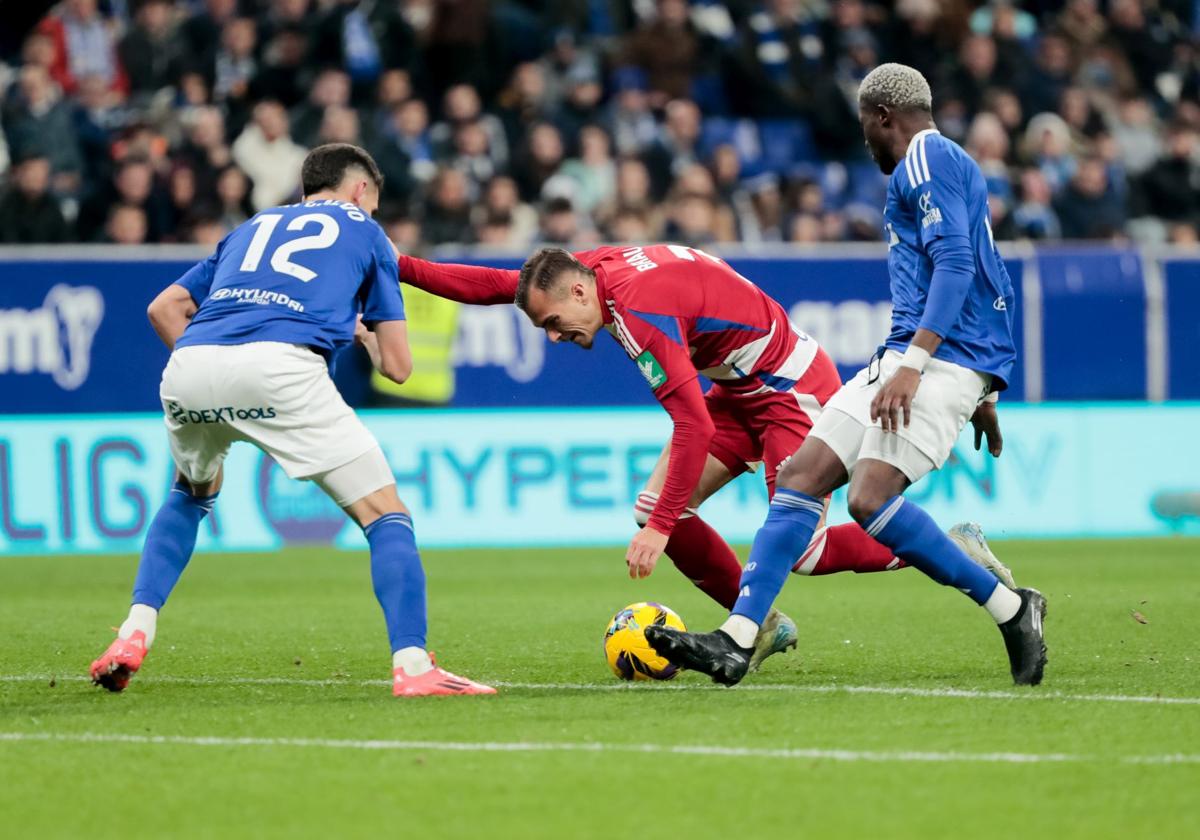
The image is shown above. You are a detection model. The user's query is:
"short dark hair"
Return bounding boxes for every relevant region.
[300,143,383,196]
[515,247,593,311]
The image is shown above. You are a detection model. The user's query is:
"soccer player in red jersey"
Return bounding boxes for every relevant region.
[399,244,1013,669]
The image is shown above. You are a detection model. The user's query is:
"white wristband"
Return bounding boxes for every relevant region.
[898,345,931,372]
[984,390,999,404]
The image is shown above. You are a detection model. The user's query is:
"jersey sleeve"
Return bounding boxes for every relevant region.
[399,254,519,305]
[646,378,715,535]
[359,229,407,323]
[906,141,976,338]
[174,244,222,304]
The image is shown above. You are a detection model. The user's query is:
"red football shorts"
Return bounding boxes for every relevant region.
[705,347,842,497]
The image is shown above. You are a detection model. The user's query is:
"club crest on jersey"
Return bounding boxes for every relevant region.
[918,191,942,228]
[635,350,667,390]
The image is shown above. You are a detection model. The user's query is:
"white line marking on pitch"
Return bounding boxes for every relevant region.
[0,730,1181,765]
[3,673,1199,707]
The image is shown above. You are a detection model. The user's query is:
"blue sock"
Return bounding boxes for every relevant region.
[864,496,1000,604]
[364,512,427,652]
[130,480,217,609]
[731,490,825,625]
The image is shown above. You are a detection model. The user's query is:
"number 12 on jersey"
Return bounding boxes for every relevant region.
[239,212,341,282]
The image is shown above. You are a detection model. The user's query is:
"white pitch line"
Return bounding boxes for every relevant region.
[0,731,1098,764]
[3,673,1200,707]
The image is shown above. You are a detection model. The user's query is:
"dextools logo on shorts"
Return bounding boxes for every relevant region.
[166,402,277,424]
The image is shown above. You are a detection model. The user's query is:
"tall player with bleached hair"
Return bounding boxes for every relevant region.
[89,143,494,697]
[647,64,1048,686]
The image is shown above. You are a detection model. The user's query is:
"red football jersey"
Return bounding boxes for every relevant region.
[398,246,824,534]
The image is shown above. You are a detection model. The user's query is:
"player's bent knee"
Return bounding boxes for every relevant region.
[311,447,400,524]
[846,491,884,525]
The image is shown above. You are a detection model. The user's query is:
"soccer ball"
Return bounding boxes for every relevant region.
[603,602,686,681]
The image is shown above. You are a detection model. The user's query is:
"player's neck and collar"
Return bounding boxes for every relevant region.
[592,262,613,324]
[904,126,941,157]
[886,113,938,172]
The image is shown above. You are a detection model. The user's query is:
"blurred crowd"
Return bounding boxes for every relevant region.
[0,0,1197,250]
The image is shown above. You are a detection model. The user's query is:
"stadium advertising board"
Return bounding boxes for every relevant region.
[1,404,1196,556]
[3,247,1196,412]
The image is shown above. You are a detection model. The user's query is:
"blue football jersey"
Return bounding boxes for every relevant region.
[173,199,405,356]
[883,129,1017,389]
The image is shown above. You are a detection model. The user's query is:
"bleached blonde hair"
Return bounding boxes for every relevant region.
[858,63,933,112]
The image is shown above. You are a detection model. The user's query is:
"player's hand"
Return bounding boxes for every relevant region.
[871,367,921,433]
[626,527,669,579]
[353,315,369,345]
[970,401,1003,457]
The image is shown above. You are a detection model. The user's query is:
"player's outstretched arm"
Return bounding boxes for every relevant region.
[147,284,198,350]
[399,254,520,306]
[357,318,412,384]
[627,378,715,579]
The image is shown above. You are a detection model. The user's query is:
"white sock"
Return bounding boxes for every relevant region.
[719,615,759,648]
[393,646,433,676]
[118,604,158,648]
[983,585,1022,624]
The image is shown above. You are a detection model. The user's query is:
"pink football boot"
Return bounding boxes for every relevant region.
[90,631,149,692]
[392,654,496,697]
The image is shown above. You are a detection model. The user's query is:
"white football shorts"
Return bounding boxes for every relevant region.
[160,341,384,486]
[809,348,991,483]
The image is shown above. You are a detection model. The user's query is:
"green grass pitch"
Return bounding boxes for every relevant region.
[2,539,1198,838]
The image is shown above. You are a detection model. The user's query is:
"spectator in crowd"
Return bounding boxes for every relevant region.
[213,164,254,231]
[176,105,232,200]
[1023,112,1077,195]
[539,28,602,112]
[478,175,538,247]
[290,68,351,149]
[0,0,1196,250]
[79,156,171,242]
[606,67,657,157]
[119,0,184,100]
[1021,30,1075,118]
[73,73,129,197]
[1109,96,1161,177]
[3,64,84,195]
[423,167,473,246]
[430,84,509,171]
[445,119,499,197]
[623,0,706,107]
[180,0,238,77]
[495,63,554,152]
[555,124,616,214]
[250,24,309,109]
[232,100,306,210]
[1055,156,1127,239]
[539,195,595,246]
[386,97,435,184]
[1138,122,1200,226]
[0,153,70,243]
[39,0,128,97]
[729,0,824,117]
[104,202,148,245]
[643,98,702,200]
[512,121,565,202]
[1013,167,1062,240]
[166,163,198,237]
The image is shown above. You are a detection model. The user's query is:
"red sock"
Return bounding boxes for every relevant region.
[665,515,741,609]
[793,522,906,575]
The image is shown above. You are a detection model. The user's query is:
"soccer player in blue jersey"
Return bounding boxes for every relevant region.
[646,64,1048,686]
[90,143,494,697]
